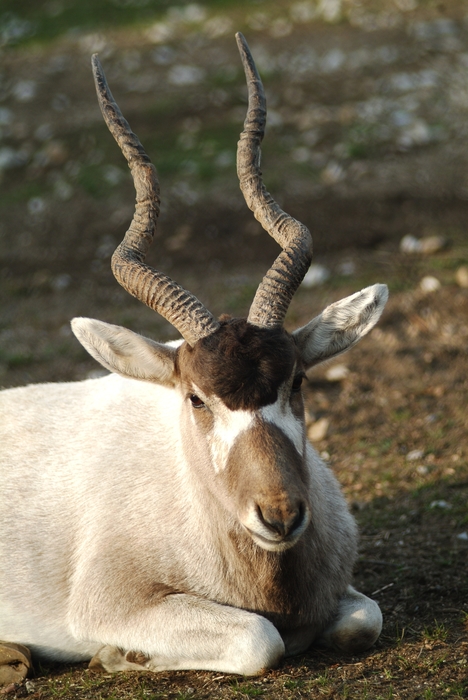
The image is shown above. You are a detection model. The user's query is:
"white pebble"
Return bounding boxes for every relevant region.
[406,449,424,461]
[51,274,71,291]
[400,234,422,253]
[167,65,205,86]
[430,500,452,509]
[455,266,468,288]
[321,161,345,185]
[308,417,329,441]
[400,234,446,255]
[12,80,37,102]
[337,260,356,276]
[419,276,441,293]
[301,264,330,288]
[419,235,446,254]
[457,532,468,541]
[27,197,46,215]
[325,364,349,382]
[0,107,12,126]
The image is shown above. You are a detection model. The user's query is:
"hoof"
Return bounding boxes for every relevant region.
[0,642,32,688]
[89,646,150,673]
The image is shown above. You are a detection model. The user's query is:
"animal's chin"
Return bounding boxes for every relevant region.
[243,526,301,553]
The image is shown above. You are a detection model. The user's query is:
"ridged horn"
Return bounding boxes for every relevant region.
[91,54,220,346]
[236,32,313,328]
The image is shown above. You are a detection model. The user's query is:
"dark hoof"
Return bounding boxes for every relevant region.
[0,643,32,688]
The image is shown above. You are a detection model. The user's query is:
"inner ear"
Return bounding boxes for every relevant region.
[293,284,388,370]
[71,317,177,386]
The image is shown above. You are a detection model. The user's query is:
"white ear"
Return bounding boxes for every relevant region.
[71,318,177,386]
[293,284,388,369]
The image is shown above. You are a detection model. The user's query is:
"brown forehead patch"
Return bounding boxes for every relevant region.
[177,318,297,411]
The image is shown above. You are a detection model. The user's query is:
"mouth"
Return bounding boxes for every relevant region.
[238,501,311,552]
[242,524,303,552]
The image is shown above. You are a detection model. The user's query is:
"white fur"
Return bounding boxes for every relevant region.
[294,284,388,368]
[261,400,304,456]
[319,585,383,652]
[199,392,255,473]
[0,284,387,675]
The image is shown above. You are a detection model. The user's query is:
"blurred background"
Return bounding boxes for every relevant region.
[1,0,467,385]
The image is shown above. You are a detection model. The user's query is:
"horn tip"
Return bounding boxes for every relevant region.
[91,53,103,77]
[235,31,248,53]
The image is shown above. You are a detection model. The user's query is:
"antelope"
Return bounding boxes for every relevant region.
[0,33,387,679]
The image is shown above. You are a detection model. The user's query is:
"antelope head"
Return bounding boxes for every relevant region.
[72,34,388,553]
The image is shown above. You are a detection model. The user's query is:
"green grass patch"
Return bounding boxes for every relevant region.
[230,679,265,696]
[0,179,49,206]
[0,349,34,368]
[422,622,449,643]
[1,0,256,49]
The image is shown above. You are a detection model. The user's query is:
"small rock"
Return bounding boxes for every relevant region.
[430,500,452,509]
[321,161,345,185]
[308,417,329,441]
[419,235,446,254]
[0,107,12,126]
[27,197,46,216]
[320,48,345,73]
[167,65,205,86]
[398,119,431,148]
[145,22,173,44]
[0,147,26,170]
[400,234,421,254]
[0,683,18,695]
[325,364,349,382]
[51,274,71,291]
[455,266,468,288]
[419,276,441,293]
[406,449,424,461]
[301,264,330,288]
[457,532,468,541]
[337,260,356,276]
[416,465,428,475]
[291,146,311,163]
[400,234,446,255]
[12,80,37,102]
[320,0,342,23]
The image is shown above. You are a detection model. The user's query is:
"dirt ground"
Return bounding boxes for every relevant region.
[1,1,468,698]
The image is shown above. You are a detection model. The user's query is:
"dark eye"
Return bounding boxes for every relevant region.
[189,394,205,409]
[291,373,305,394]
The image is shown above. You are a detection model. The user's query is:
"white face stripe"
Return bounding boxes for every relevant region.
[209,403,254,473]
[260,399,304,456]
[190,385,255,473]
[190,384,304,473]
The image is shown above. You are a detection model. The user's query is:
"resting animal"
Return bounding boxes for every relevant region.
[0,33,387,677]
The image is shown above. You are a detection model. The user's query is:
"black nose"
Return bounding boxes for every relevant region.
[257,501,306,538]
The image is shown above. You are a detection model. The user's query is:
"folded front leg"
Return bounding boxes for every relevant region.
[84,594,285,676]
[319,585,382,653]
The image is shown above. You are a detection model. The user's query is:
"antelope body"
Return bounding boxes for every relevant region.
[0,34,387,677]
